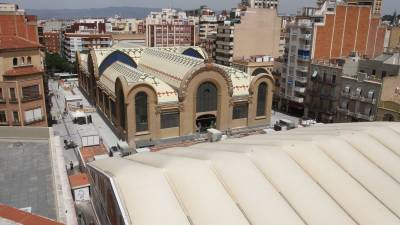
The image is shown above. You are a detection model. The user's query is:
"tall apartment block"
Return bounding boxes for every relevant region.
[215,8,281,66]
[62,19,112,62]
[145,9,197,47]
[241,0,279,9]
[63,33,112,63]
[198,6,218,59]
[346,0,383,15]
[0,3,48,127]
[279,1,385,116]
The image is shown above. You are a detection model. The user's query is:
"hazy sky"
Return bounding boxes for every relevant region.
[9,0,400,14]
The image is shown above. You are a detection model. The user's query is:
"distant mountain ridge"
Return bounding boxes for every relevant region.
[27,7,163,20]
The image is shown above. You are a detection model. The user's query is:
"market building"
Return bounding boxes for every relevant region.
[77,46,274,147]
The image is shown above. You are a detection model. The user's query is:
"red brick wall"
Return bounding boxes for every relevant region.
[0,14,39,44]
[314,5,385,60]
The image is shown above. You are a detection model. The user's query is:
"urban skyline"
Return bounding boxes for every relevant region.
[9,0,400,14]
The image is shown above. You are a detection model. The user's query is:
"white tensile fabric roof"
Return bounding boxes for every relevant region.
[89,122,400,225]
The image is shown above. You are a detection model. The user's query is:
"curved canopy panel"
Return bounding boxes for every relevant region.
[89,122,400,225]
[99,50,138,75]
[182,48,205,59]
[102,62,178,104]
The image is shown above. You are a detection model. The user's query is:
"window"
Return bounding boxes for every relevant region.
[9,88,16,100]
[232,103,248,119]
[341,100,349,109]
[332,75,336,84]
[356,87,362,96]
[135,92,148,132]
[27,56,32,64]
[368,90,375,99]
[13,111,19,123]
[196,82,218,113]
[382,71,387,78]
[0,111,6,123]
[372,69,376,75]
[161,111,180,129]
[0,88,3,100]
[344,86,350,93]
[21,57,25,65]
[22,85,40,100]
[364,106,372,116]
[256,82,267,117]
[13,58,18,66]
[24,108,43,123]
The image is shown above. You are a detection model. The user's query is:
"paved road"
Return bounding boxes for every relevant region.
[49,79,119,167]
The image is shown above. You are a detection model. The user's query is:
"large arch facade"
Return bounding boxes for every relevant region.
[180,67,232,135]
[98,51,138,75]
[247,73,275,127]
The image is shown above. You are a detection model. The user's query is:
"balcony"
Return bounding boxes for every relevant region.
[216,48,233,54]
[0,98,6,104]
[295,76,308,83]
[294,87,306,93]
[296,65,309,72]
[298,44,311,50]
[216,40,234,46]
[360,97,377,104]
[9,98,18,104]
[21,95,42,103]
[356,113,374,121]
[299,33,312,40]
[24,116,45,125]
[298,55,311,62]
[12,121,21,126]
[291,96,304,103]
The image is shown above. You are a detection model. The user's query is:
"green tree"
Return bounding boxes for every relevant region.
[45,53,76,73]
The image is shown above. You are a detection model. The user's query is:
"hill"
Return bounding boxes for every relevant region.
[27,7,162,20]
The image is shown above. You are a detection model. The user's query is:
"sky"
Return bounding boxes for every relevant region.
[9,0,400,15]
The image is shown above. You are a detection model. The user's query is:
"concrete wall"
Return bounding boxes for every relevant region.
[233,8,281,59]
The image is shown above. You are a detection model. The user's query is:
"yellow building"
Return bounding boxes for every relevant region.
[377,75,400,121]
[77,46,274,147]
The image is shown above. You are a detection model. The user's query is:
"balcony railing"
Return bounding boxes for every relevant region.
[24,116,45,125]
[9,98,18,104]
[0,98,6,104]
[21,95,42,103]
[296,65,309,72]
[295,76,308,83]
[360,97,377,104]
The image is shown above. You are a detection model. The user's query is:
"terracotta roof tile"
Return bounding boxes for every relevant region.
[0,36,40,50]
[4,65,43,76]
[79,144,107,163]
[0,204,64,225]
[68,173,90,189]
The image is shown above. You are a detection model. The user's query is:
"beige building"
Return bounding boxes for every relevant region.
[377,75,400,121]
[77,46,274,147]
[215,8,281,66]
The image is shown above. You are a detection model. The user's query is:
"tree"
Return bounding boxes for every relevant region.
[45,53,76,73]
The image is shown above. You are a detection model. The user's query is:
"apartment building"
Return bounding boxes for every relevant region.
[336,53,400,122]
[0,4,48,127]
[107,17,145,34]
[346,0,383,15]
[241,0,279,9]
[198,6,218,59]
[279,1,385,116]
[44,31,61,54]
[215,8,281,66]
[145,9,197,47]
[63,33,112,62]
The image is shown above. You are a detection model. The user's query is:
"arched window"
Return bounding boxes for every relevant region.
[27,56,32,64]
[21,57,25,65]
[383,113,395,121]
[118,88,126,130]
[13,58,18,66]
[135,92,148,132]
[98,51,137,75]
[256,82,267,117]
[252,68,268,76]
[182,48,205,59]
[197,82,217,113]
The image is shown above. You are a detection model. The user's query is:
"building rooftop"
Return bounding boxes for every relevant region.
[0,204,64,225]
[68,173,90,190]
[0,128,57,220]
[0,36,39,51]
[79,144,108,164]
[3,65,43,76]
[89,122,400,225]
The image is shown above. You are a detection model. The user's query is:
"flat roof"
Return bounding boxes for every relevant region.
[0,139,57,220]
[68,173,90,189]
[89,122,400,225]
